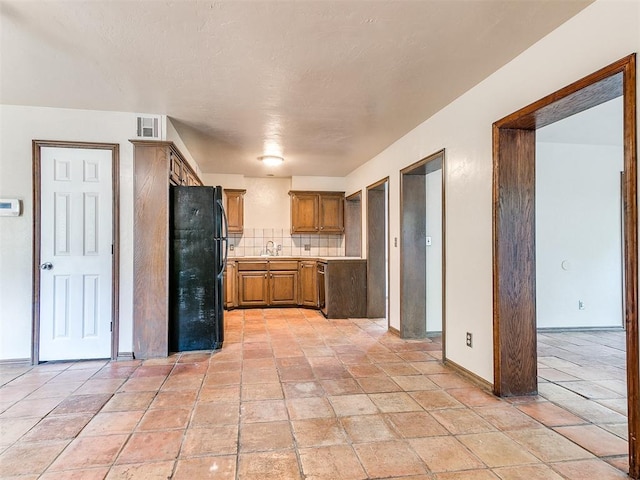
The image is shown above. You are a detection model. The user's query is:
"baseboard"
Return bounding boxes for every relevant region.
[388,325,400,336]
[444,358,493,392]
[116,352,135,361]
[537,326,624,332]
[0,358,31,366]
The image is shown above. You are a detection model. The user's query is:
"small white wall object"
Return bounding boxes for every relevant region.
[0,199,21,216]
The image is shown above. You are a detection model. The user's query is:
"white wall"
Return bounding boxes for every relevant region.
[166,118,202,178]
[0,105,137,360]
[243,177,291,230]
[345,0,639,383]
[291,176,346,192]
[201,174,346,230]
[536,142,623,328]
[426,169,443,333]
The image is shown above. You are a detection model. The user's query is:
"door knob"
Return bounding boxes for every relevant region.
[40,262,53,270]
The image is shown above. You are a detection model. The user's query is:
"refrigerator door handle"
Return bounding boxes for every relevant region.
[217,198,229,278]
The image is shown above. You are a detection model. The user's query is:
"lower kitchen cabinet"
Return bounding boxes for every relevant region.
[323,260,367,318]
[224,262,237,309]
[237,271,269,306]
[227,258,365,317]
[235,261,298,307]
[298,261,318,307]
[270,271,299,305]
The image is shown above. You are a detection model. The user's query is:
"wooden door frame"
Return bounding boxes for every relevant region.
[366,177,390,325]
[399,150,446,357]
[32,140,120,364]
[492,54,637,477]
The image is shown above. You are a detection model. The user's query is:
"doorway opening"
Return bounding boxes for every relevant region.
[32,140,120,363]
[400,150,446,355]
[535,96,628,466]
[345,191,362,257]
[367,178,389,323]
[492,55,637,477]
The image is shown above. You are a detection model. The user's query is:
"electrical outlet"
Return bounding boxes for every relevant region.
[466,332,472,348]
[304,244,311,251]
[229,244,234,251]
[578,300,585,310]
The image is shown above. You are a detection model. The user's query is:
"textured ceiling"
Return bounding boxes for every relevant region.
[1,0,593,176]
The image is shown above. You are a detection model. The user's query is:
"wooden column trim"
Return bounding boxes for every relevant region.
[492,53,638,478]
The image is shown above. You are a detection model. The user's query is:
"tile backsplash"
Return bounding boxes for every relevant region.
[228,228,345,257]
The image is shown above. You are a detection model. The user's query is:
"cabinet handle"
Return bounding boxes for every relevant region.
[264,274,267,279]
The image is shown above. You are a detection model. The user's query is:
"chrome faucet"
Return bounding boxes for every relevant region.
[265,240,275,256]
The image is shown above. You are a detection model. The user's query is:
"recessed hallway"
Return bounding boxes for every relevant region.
[0,309,629,479]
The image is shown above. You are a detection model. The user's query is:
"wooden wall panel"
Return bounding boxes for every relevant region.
[345,193,362,257]
[367,186,386,318]
[493,128,537,396]
[133,145,169,358]
[400,174,426,338]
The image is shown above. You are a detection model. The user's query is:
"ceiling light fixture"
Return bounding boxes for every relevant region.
[258,155,284,167]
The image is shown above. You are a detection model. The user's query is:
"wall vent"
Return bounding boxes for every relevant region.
[135,115,161,139]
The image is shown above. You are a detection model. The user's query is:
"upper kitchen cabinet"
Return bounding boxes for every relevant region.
[289,191,345,234]
[224,189,245,234]
[169,148,202,186]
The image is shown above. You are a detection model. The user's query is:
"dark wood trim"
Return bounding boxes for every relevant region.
[346,190,362,201]
[345,190,362,258]
[111,145,121,361]
[494,55,631,131]
[32,143,42,365]
[492,54,638,477]
[366,177,388,192]
[492,127,537,397]
[32,140,121,364]
[441,151,447,362]
[366,177,390,324]
[622,53,639,480]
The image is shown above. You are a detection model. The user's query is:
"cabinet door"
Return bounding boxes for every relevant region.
[225,263,237,308]
[184,169,197,186]
[270,271,298,305]
[169,151,182,186]
[225,190,245,234]
[291,193,318,233]
[319,194,344,233]
[237,271,268,306]
[298,261,318,307]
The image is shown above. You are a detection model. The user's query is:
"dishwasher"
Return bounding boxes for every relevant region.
[317,262,327,316]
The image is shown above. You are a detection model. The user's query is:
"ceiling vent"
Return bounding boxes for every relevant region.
[135,115,161,139]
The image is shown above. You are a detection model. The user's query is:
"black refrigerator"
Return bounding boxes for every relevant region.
[169,185,228,352]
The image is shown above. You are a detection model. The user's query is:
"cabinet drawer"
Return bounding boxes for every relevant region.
[237,262,268,271]
[269,261,298,271]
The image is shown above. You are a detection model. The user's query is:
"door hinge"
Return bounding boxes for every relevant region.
[110,322,113,332]
[111,244,114,254]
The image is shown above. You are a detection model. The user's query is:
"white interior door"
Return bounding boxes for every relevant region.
[39,147,113,361]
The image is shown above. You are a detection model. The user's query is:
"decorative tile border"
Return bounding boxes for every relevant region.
[228,228,345,257]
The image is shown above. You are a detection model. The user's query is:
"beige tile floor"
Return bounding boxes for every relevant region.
[0,309,629,479]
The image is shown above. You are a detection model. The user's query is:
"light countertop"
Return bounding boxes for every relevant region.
[228,256,364,262]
